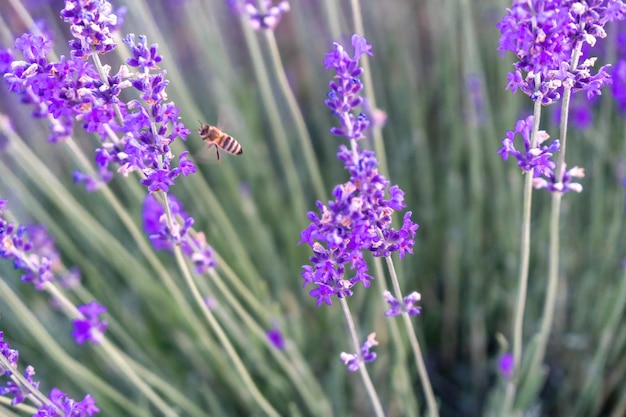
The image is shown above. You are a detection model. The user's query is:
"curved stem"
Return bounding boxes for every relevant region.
[161,193,281,417]
[339,298,386,417]
[384,256,439,417]
[502,96,543,415]
[263,30,327,202]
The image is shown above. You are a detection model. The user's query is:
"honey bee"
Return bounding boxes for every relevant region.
[198,122,243,162]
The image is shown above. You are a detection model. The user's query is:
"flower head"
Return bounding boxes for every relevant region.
[300,35,417,306]
[61,0,119,58]
[383,290,422,317]
[497,1,626,104]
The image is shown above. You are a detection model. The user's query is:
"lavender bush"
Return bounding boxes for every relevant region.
[0,0,625,416]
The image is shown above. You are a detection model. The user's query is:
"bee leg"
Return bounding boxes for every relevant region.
[215,147,221,163]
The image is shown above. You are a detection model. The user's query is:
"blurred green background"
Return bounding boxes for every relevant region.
[0,0,625,416]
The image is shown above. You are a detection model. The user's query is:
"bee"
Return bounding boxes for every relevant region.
[198,122,243,162]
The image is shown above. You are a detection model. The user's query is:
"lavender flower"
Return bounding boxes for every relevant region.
[3,2,195,193]
[497,1,626,105]
[299,35,418,306]
[498,353,514,379]
[228,0,291,31]
[1,331,99,415]
[142,194,216,273]
[497,116,559,176]
[61,0,118,58]
[266,327,285,350]
[340,333,378,372]
[72,301,108,345]
[383,290,422,317]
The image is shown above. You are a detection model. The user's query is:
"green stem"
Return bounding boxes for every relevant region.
[263,30,327,202]
[385,256,439,417]
[339,298,386,417]
[502,97,543,416]
[161,193,281,417]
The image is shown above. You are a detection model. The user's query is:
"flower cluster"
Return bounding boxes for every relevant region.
[497,0,626,104]
[299,35,418,306]
[497,115,583,192]
[60,0,119,58]
[1,331,99,415]
[2,1,194,193]
[340,333,378,372]
[228,0,291,31]
[324,34,373,141]
[0,198,108,344]
[142,194,216,273]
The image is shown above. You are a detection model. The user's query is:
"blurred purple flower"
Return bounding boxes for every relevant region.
[383,290,421,317]
[266,327,285,350]
[340,333,378,372]
[498,353,514,379]
[142,194,216,272]
[228,0,290,31]
[1,331,99,414]
[72,301,108,345]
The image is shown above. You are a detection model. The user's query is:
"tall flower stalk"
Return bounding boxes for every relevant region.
[299,34,438,417]
[497,1,626,413]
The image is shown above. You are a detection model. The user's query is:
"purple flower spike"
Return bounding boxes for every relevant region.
[266,327,285,350]
[72,301,108,345]
[300,35,418,305]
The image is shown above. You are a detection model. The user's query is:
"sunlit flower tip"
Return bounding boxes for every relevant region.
[266,328,285,350]
[72,301,108,345]
[498,353,514,379]
[340,332,378,372]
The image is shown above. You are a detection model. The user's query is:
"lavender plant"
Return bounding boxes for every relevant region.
[496,0,626,414]
[0,0,625,416]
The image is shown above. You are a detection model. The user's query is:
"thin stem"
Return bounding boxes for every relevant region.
[161,193,281,417]
[532,40,583,373]
[43,283,179,417]
[384,256,439,417]
[339,298,386,417]
[240,21,308,221]
[502,96,543,415]
[263,30,327,202]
